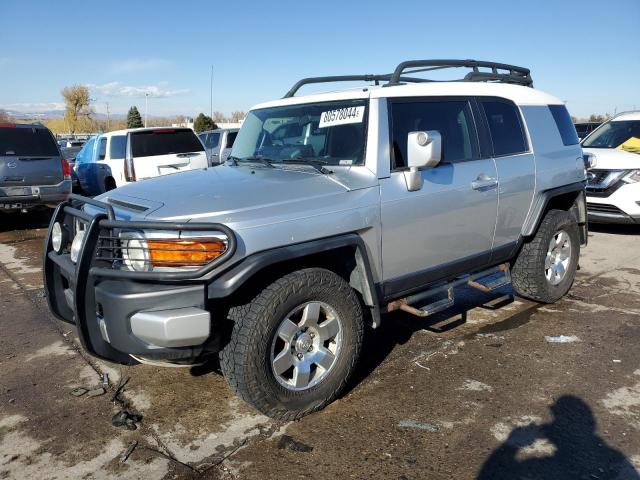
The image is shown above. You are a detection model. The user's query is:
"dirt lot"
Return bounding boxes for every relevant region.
[1,211,639,479]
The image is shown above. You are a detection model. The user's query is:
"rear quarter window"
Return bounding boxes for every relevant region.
[131,129,204,158]
[0,127,59,156]
[481,100,528,156]
[109,135,126,159]
[548,105,579,146]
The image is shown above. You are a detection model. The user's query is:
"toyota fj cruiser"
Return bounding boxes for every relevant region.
[44,60,588,419]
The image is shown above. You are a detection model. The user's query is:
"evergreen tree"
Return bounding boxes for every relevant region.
[126,106,143,128]
[193,113,216,133]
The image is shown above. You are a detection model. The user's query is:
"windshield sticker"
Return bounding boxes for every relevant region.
[319,106,365,128]
[339,159,353,165]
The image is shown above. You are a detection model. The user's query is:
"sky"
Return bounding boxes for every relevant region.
[1,0,638,119]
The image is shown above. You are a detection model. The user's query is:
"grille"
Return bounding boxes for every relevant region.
[586,203,625,215]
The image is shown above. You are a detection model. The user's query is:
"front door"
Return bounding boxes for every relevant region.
[380,98,498,297]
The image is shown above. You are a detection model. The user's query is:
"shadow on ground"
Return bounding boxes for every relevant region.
[0,209,52,233]
[588,221,640,236]
[477,395,640,480]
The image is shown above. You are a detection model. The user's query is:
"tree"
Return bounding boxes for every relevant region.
[230,111,246,123]
[589,114,606,123]
[61,85,93,133]
[127,106,143,128]
[193,113,216,133]
[212,111,227,123]
[0,109,9,122]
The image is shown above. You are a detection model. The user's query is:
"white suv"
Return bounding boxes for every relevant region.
[582,112,640,224]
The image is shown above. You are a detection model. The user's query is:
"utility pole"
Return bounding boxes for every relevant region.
[105,102,110,130]
[210,65,214,119]
[145,93,149,127]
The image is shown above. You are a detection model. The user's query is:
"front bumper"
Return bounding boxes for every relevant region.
[587,182,640,224]
[0,179,71,210]
[43,194,236,365]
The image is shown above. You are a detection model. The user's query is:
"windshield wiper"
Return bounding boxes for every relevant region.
[281,158,333,174]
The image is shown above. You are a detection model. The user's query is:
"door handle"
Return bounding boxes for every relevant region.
[471,174,498,190]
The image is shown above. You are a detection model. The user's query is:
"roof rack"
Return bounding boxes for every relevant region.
[388,59,532,87]
[283,59,533,97]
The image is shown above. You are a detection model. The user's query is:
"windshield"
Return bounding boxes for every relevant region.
[231,99,368,166]
[582,120,640,154]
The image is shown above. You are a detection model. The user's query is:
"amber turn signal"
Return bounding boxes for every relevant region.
[146,239,226,267]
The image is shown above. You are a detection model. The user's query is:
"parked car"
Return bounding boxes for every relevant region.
[74,127,208,196]
[199,128,238,165]
[0,123,71,212]
[582,111,640,223]
[574,122,601,140]
[44,59,587,419]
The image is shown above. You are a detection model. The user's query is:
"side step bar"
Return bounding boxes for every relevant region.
[386,263,510,318]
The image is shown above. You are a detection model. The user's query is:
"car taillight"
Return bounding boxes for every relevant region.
[124,158,137,182]
[61,159,72,179]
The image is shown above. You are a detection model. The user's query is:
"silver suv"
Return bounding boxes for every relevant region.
[44,60,588,419]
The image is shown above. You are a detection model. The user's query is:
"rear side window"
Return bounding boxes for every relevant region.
[201,132,220,148]
[481,100,528,156]
[131,129,204,158]
[97,137,107,160]
[549,105,579,146]
[109,135,126,159]
[0,127,59,156]
[225,132,238,148]
[390,100,479,168]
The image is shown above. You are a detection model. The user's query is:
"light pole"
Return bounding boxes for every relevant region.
[145,93,149,127]
[210,65,214,120]
[105,102,110,130]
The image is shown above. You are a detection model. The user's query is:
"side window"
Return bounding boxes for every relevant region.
[481,100,528,156]
[549,104,579,146]
[205,133,220,148]
[75,137,95,164]
[225,132,238,148]
[390,100,479,169]
[97,137,107,161]
[109,135,126,159]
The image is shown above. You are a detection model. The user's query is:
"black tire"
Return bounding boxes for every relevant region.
[105,177,117,192]
[511,209,580,303]
[220,268,364,420]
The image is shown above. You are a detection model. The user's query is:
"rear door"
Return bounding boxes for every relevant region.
[128,128,208,180]
[479,98,535,254]
[0,125,63,188]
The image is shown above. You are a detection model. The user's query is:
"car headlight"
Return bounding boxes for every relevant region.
[623,170,640,184]
[70,229,86,264]
[51,222,66,253]
[120,232,227,272]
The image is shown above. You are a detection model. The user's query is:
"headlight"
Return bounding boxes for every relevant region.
[121,232,151,272]
[623,170,640,184]
[70,229,86,264]
[51,222,65,253]
[120,232,227,271]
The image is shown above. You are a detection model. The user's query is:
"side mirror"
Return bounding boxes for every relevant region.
[404,130,442,191]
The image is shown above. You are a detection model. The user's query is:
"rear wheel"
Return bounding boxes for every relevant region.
[220,268,364,420]
[511,209,580,303]
[105,177,116,192]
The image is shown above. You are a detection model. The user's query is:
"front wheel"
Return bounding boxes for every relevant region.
[511,209,580,303]
[220,268,364,420]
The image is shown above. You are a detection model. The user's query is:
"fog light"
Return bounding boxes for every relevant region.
[70,230,86,264]
[51,222,64,253]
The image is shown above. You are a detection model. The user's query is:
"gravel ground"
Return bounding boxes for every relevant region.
[1,211,639,479]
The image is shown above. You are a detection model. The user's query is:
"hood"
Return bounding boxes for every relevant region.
[583,147,640,170]
[97,164,376,225]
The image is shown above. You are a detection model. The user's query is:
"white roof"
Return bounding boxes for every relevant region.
[251,82,563,111]
[612,111,640,121]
